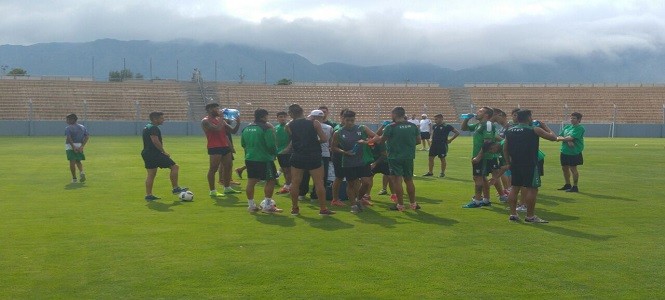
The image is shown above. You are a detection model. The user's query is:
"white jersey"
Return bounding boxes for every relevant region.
[408,119,420,127]
[320,123,333,158]
[419,119,432,132]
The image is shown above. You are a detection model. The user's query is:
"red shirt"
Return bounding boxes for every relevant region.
[203,116,229,148]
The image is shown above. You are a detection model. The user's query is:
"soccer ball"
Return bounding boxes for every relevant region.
[179,191,194,201]
[260,199,275,210]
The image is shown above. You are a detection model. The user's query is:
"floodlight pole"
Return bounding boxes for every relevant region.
[611,103,617,138]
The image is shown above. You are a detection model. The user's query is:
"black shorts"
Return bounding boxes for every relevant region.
[290,158,322,171]
[472,158,500,177]
[245,160,278,181]
[341,164,372,181]
[420,132,431,140]
[560,153,583,166]
[428,142,448,158]
[142,151,176,169]
[277,154,291,168]
[208,147,232,156]
[371,161,390,175]
[511,164,541,188]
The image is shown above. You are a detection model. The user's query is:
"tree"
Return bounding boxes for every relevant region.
[109,69,134,82]
[7,68,27,76]
[276,78,293,85]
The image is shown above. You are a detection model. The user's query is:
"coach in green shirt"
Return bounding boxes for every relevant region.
[380,106,421,212]
[556,112,585,193]
[241,108,281,213]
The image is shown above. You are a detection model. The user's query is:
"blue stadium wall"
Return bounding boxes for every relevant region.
[1,121,664,137]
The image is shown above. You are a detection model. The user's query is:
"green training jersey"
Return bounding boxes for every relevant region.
[241,123,277,162]
[468,121,498,159]
[274,123,289,153]
[383,121,419,160]
[559,124,585,155]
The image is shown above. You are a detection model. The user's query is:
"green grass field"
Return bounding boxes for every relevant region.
[1,136,664,299]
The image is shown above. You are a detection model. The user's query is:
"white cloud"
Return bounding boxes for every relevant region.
[0,0,664,69]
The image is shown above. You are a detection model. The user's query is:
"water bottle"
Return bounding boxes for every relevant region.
[223,108,240,120]
[460,113,476,120]
[532,120,541,127]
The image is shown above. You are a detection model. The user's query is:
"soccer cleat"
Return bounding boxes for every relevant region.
[422,172,433,177]
[462,200,482,208]
[566,186,579,193]
[71,178,77,183]
[319,209,336,216]
[499,195,508,203]
[79,173,86,183]
[230,181,242,186]
[517,204,527,212]
[144,195,161,201]
[331,199,346,206]
[410,203,421,210]
[263,206,283,213]
[378,189,388,195]
[172,187,188,194]
[557,184,572,191]
[509,215,520,222]
[351,205,362,214]
[290,207,300,216]
[390,194,397,203]
[235,168,244,179]
[525,216,549,223]
[480,201,492,207]
[248,205,260,213]
[439,173,445,178]
[389,204,405,212]
[209,191,225,197]
[223,187,241,194]
[361,195,373,206]
[277,187,290,194]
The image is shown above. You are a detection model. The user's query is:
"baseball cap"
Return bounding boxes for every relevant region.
[308,110,325,117]
[421,114,428,117]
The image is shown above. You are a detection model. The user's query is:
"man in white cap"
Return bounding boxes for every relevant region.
[419,114,432,151]
[298,109,334,202]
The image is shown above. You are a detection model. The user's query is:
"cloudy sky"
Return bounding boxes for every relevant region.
[1,0,664,69]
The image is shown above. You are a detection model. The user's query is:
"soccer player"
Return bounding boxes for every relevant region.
[286,104,335,216]
[423,114,459,177]
[141,111,188,201]
[331,110,376,213]
[502,109,558,223]
[369,123,394,199]
[492,108,512,198]
[241,108,282,213]
[408,114,420,127]
[380,107,421,211]
[330,108,349,207]
[301,109,334,201]
[419,114,432,150]
[202,103,240,197]
[556,112,585,192]
[65,114,89,183]
[461,106,499,208]
[274,111,292,194]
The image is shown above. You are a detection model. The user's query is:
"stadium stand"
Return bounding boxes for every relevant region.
[466,85,665,124]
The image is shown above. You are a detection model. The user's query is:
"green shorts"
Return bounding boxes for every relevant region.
[66,150,86,161]
[388,158,414,178]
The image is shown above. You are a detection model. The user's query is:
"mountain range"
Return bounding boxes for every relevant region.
[1,39,664,86]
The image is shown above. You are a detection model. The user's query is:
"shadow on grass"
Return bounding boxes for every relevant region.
[253,212,296,227]
[484,205,580,222]
[528,224,616,241]
[146,200,182,212]
[354,207,401,228]
[439,176,473,183]
[414,196,443,205]
[577,192,637,202]
[64,183,86,190]
[536,194,577,207]
[296,212,355,231]
[405,210,459,226]
[212,195,241,208]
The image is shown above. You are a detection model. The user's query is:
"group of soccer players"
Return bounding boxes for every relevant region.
[126,102,585,222]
